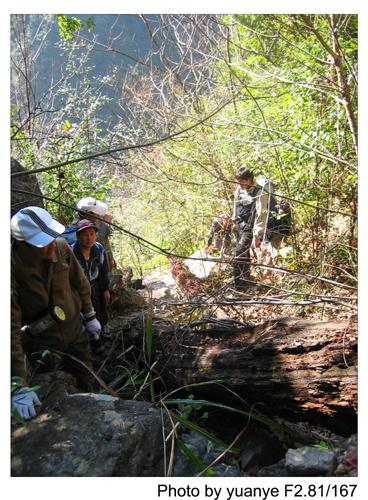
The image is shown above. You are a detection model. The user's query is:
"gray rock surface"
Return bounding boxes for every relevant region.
[285,446,337,476]
[12,392,169,476]
[143,268,179,300]
[257,435,357,477]
[257,459,289,477]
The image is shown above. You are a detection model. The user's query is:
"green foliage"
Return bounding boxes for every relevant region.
[11,17,113,224]
[313,440,330,449]
[56,15,95,41]
[112,14,357,283]
[57,15,83,40]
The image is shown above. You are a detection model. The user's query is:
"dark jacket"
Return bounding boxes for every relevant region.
[233,185,262,233]
[72,241,109,325]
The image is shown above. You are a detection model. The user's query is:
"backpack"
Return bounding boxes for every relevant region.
[258,179,292,238]
[268,199,292,236]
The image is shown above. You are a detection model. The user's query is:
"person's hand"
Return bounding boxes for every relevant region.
[85,317,102,340]
[12,388,41,420]
[103,289,111,304]
[104,213,113,223]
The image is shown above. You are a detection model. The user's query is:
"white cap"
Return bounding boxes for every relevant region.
[11,207,65,247]
[76,197,108,217]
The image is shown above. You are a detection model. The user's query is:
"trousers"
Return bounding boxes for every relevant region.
[22,315,94,391]
[233,230,253,284]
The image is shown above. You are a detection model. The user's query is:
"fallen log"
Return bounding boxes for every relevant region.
[149,316,357,432]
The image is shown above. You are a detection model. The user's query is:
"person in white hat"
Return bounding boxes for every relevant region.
[11,206,101,420]
[74,197,116,270]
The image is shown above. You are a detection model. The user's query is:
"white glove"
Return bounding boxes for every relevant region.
[12,389,41,420]
[85,317,101,340]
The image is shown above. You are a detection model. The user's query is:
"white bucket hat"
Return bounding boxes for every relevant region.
[76,197,108,217]
[11,207,65,247]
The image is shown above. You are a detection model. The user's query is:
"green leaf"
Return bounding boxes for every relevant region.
[165,398,285,431]
[145,314,153,364]
[176,438,217,477]
[56,15,83,41]
[86,17,95,33]
[314,440,329,449]
[171,412,231,451]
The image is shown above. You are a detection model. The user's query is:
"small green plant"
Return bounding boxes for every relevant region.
[313,440,330,450]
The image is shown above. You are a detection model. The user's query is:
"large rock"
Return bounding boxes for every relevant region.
[183,250,223,278]
[285,446,337,476]
[11,157,44,216]
[258,435,357,477]
[12,393,169,476]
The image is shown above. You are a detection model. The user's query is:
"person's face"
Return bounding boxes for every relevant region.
[19,239,57,261]
[77,228,97,248]
[40,240,57,260]
[238,178,253,191]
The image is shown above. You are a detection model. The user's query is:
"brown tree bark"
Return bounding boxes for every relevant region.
[151,317,357,426]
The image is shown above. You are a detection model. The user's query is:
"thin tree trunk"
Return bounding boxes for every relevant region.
[329,15,358,155]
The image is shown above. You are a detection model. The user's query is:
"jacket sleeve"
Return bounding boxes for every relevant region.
[58,239,94,315]
[11,278,26,380]
[253,189,270,238]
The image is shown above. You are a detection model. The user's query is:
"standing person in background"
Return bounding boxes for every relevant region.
[72,219,110,354]
[76,197,116,271]
[203,214,233,258]
[63,197,116,270]
[11,207,100,419]
[231,167,270,289]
